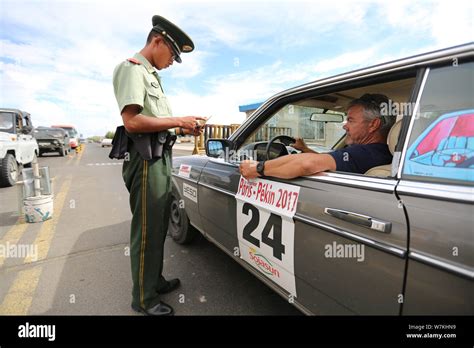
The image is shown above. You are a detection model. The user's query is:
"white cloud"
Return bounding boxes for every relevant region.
[311,47,378,74]
[430,0,474,46]
[377,0,473,48]
[170,50,211,78]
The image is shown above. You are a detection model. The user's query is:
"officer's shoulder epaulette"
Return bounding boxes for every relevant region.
[126,58,141,65]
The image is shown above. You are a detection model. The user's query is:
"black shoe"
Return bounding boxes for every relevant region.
[131,302,174,316]
[157,278,181,294]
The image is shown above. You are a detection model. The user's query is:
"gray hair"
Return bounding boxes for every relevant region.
[348,93,395,137]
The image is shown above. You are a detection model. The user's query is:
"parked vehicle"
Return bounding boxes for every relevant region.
[51,124,80,149]
[33,126,71,156]
[169,44,473,315]
[101,138,113,147]
[0,108,39,187]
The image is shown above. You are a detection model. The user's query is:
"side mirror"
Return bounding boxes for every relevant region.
[205,139,233,158]
[310,113,344,123]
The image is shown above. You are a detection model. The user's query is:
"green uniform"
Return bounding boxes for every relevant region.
[113,52,174,310]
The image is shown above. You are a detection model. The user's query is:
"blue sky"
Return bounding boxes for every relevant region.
[1,0,473,137]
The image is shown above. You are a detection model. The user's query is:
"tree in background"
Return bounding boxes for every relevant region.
[88,136,102,143]
[105,131,115,139]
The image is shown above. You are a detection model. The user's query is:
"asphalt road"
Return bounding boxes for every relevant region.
[0,143,301,315]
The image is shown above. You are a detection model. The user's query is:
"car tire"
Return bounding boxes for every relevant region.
[0,154,19,187]
[168,195,198,244]
[59,146,66,157]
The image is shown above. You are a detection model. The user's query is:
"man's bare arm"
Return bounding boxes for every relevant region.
[121,104,205,133]
[239,153,337,179]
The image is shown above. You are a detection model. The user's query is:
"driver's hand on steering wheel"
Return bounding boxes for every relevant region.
[291,137,310,152]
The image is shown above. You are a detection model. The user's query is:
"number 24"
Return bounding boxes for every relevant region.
[242,203,285,261]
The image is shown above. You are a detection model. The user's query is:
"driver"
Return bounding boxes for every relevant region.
[239,94,395,179]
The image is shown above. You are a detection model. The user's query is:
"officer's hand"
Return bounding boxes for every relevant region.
[239,160,259,179]
[291,137,309,152]
[179,116,208,130]
[182,127,204,136]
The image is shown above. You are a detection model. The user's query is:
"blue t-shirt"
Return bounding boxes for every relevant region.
[329,143,392,174]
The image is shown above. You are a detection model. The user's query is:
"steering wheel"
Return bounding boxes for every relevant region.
[265,135,296,160]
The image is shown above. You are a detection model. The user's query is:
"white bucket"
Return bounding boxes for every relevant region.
[24,195,54,223]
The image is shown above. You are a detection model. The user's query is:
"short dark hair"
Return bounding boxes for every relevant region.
[146,29,162,44]
[348,93,395,137]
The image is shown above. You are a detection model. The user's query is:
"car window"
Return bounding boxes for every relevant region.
[402,62,474,183]
[0,112,15,133]
[242,103,346,153]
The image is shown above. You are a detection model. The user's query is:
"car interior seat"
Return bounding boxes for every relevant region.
[364,119,402,177]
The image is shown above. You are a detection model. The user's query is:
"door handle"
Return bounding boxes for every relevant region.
[324,208,392,233]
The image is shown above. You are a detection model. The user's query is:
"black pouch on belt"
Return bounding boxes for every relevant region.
[108,126,130,160]
[127,132,153,160]
[165,133,177,150]
[151,131,168,159]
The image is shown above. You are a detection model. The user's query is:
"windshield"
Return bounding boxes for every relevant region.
[34,128,65,138]
[65,128,78,137]
[243,104,347,152]
[0,112,15,133]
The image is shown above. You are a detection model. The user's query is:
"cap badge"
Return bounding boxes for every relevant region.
[182,45,193,52]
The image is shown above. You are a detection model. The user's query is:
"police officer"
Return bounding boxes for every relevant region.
[113,15,205,316]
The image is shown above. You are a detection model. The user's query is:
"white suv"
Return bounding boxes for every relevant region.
[0,108,39,187]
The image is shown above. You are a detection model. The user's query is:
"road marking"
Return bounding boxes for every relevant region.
[0,218,27,268]
[0,175,73,314]
[24,177,72,263]
[86,162,123,166]
[0,266,41,314]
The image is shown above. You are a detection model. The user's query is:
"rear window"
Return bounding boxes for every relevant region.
[402,62,474,183]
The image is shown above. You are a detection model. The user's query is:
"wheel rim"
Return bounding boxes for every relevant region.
[9,160,18,182]
[170,199,181,226]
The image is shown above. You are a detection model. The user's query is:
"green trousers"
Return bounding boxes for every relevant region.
[122,148,172,309]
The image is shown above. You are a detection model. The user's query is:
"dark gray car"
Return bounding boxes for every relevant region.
[34,126,71,157]
[169,44,473,315]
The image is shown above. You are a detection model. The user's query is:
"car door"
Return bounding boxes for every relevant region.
[16,112,36,163]
[287,171,407,314]
[198,157,241,252]
[396,62,474,314]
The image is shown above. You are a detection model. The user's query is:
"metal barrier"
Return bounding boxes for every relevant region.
[254,126,292,141]
[192,124,241,155]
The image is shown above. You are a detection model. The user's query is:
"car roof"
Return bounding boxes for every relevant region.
[0,108,30,117]
[51,124,76,128]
